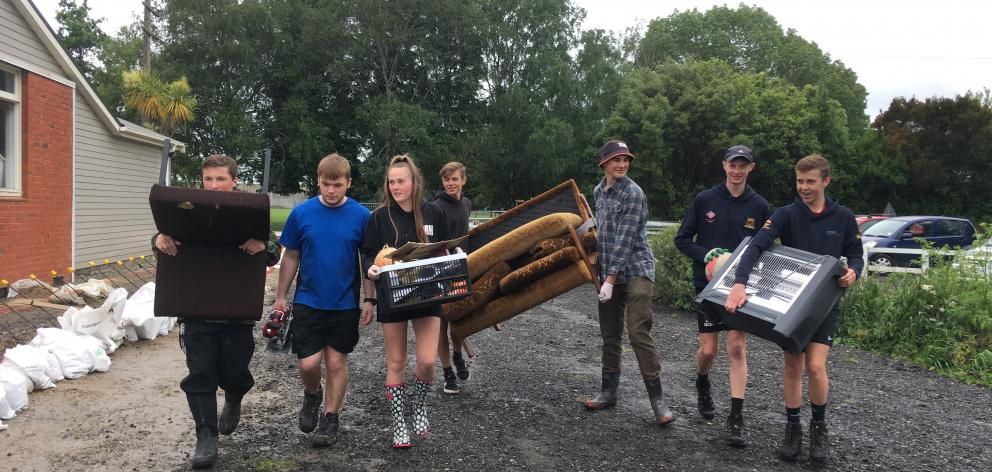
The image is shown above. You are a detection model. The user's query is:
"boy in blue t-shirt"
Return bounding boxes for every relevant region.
[274,154,375,447]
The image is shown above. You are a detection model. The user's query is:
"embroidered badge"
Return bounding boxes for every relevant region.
[744,217,756,229]
[762,219,772,229]
[705,211,716,223]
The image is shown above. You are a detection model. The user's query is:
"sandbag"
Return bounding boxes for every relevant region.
[452,261,592,338]
[30,328,96,379]
[440,262,510,322]
[467,212,581,280]
[500,246,580,296]
[3,345,56,390]
[0,364,31,415]
[58,287,128,352]
[122,282,162,341]
[0,383,13,420]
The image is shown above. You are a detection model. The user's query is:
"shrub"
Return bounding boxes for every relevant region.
[649,225,696,310]
[839,245,992,387]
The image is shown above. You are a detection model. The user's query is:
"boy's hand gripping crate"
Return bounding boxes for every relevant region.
[377,252,472,311]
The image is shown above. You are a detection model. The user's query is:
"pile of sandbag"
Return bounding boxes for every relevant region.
[0,281,176,428]
[446,212,597,338]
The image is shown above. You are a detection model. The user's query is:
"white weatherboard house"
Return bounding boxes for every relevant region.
[0,0,184,282]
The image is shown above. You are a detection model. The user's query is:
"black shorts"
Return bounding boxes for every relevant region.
[805,306,840,349]
[694,286,727,333]
[376,306,440,324]
[290,304,360,359]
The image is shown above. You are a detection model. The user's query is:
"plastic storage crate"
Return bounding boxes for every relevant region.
[377,253,472,311]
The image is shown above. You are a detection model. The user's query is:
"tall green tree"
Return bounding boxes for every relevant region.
[870,93,992,221]
[598,60,851,218]
[637,5,868,135]
[54,0,106,80]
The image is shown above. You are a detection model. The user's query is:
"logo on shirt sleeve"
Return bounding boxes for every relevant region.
[762,219,772,230]
[424,225,434,236]
[744,217,756,229]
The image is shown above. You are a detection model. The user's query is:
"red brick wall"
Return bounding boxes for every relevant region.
[0,72,73,283]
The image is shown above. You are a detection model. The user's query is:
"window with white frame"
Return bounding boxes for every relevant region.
[0,62,21,196]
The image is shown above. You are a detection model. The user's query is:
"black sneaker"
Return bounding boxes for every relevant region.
[697,383,715,419]
[726,414,747,447]
[453,352,470,380]
[778,421,803,462]
[809,420,830,462]
[299,387,323,433]
[312,412,339,447]
[442,369,459,395]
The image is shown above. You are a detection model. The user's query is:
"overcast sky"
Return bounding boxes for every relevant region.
[34,0,992,120]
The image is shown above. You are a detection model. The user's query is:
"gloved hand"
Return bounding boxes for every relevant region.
[598,282,614,303]
[367,265,381,281]
[704,247,729,263]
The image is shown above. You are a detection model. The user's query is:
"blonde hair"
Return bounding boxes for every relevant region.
[439,161,467,179]
[317,153,351,180]
[795,154,830,179]
[383,154,428,244]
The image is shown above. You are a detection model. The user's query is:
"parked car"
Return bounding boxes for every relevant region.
[856,214,891,232]
[861,216,977,267]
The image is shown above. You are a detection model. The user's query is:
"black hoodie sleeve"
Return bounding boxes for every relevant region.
[361,210,383,276]
[842,210,865,277]
[674,196,709,263]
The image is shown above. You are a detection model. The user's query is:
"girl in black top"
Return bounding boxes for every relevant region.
[361,154,449,449]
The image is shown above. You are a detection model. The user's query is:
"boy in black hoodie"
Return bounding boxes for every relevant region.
[675,145,770,447]
[431,162,472,394]
[725,154,863,463]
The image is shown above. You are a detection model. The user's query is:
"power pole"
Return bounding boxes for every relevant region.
[142,0,152,72]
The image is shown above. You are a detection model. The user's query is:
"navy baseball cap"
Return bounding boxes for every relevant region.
[599,140,635,167]
[724,145,754,162]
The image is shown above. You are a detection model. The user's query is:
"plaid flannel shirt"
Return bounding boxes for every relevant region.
[594,176,655,284]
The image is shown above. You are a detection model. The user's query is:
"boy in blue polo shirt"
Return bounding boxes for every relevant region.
[725,154,863,463]
[274,154,375,447]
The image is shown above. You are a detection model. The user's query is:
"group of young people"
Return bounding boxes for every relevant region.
[155,154,472,468]
[156,139,862,469]
[590,140,862,465]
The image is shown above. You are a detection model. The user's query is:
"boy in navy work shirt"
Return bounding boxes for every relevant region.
[724,154,862,463]
[675,145,770,447]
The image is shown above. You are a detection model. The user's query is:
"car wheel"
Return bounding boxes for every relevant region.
[871,255,893,267]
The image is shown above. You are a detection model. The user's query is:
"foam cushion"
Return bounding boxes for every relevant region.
[451,261,592,339]
[154,246,268,320]
[440,261,509,321]
[468,180,591,252]
[149,184,270,245]
[466,212,581,280]
[149,184,270,320]
[500,246,580,295]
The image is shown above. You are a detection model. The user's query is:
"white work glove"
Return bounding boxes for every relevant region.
[367,265,381,281]
[598,282,614,303]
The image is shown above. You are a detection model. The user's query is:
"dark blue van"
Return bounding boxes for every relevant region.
[861,216,977,267]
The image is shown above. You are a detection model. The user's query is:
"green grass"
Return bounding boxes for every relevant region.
[270,208,291,232]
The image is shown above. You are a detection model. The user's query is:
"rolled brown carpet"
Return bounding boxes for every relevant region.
[467,212,582,280]
[500,246,580,295]
[440,261,510,321]
[451,261,592,339]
